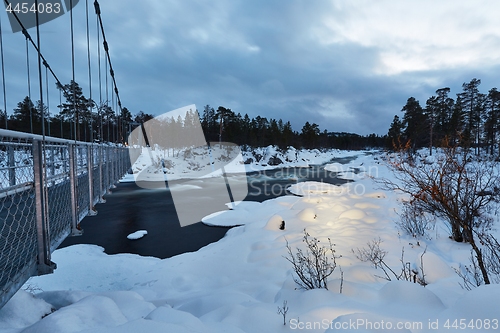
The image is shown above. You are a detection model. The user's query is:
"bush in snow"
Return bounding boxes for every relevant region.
[381,142,500,285]
[396,203,436,239]
[284,229,340,290]
[353,238,427,286]
[455,234,500,289]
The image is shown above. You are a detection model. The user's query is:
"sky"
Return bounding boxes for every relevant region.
[2,0,500,136]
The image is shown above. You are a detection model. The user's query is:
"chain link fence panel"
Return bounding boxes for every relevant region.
[0,129,131,309]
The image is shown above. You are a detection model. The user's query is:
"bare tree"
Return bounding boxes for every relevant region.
[277,300,289,326]
[379,141,500,284]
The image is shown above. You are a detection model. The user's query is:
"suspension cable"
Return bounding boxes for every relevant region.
[5,0,68,139]
[45,66,50,136]
[3,0,123,141]
[105,51,108,105]
[86,0,93,143]
[35,0,44,139]
[70,0,76,141]
[25,35,33,133]
[59,88,63,138]
[105,53,109,141]
[34,0,50,242]
[3,0,67,97]
[111,72,115,141]
[94,0,123,115]
[0,13,7,129]
[96,9,102,141]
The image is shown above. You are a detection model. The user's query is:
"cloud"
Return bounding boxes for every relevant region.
[320,0,500,74]
[2,0,500,136]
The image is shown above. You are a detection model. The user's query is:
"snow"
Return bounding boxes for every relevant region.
[0,291,53,330]
[288,181,345,196]
[1,148,500,332]
[126,230,148,240]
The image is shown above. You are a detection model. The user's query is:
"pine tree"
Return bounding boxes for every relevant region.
[301,121,320,148]
[434,87,454,142]
[458,78,484,153]
[0,109,6,129]
[424,96,438,155]
[201,105,218,142]
[484,88,500,155]
[241,113,251,145]
[401,97,426,153]
[387,115,403,148]
[35,100,50,135]
[57,80,93,141]
[134,110,153,124]
[285,121,295,147]
[449,95,465,145]
[117,107,133,143]
[11,96,39,134]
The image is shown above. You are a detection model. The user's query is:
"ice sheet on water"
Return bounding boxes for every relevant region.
[126,230,148,240]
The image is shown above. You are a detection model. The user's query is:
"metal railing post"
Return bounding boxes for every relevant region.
[62,146,68,175]
[87,145,97,215]
[68,143,83,236]
[49,145,55,180]
[119,149,123,175]
[33,140,56,275]
[106,147,112,191]
[110,147,116,189]
[123,149,127,175]
[7,145,15,187]
[98,144,106,203]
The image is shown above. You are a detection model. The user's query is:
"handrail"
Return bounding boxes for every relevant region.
[0,129,122,146]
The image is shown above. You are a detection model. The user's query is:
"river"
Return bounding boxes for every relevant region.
[59,158,355,258]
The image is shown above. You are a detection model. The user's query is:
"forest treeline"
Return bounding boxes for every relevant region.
[198,105,385,149]
[5,77,497,152]
[128,105,386,151]
[388,78,500,156]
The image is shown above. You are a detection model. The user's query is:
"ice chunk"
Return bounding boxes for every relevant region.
[127,230,148,240]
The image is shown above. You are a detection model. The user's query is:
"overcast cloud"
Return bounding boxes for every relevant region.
[2,0,500,135]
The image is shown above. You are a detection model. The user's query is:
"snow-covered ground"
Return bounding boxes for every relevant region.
[1,148,500,333]
[121,145,360,182]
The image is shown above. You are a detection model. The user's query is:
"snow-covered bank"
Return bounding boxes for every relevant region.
[121,145,361,183]
[1,150,500,333]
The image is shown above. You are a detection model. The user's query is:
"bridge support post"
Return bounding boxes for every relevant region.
[7,145,15,187]
[49,145,55,183]
[110,147,116,189]
[69,143,83,236]
[33,140,56,275]
[98,144,106,203]
[88,145,97,216]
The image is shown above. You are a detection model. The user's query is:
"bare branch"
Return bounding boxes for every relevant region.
[284,229,340,290]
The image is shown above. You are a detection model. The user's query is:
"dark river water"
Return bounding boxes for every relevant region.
[59,157,356,258]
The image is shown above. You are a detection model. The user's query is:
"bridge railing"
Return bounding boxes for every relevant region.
[0,129,133,309]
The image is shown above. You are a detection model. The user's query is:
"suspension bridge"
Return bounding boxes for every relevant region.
[0,0,135,309]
